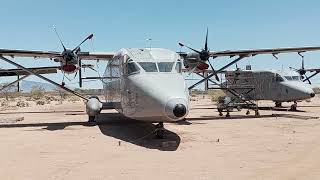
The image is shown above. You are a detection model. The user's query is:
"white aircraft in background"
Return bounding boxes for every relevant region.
[2,32,320,137]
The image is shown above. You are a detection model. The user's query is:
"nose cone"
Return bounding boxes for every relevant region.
[129,74,189,122]
[283,81,315,100]
[165,98,189,120]
[173,104,187,117]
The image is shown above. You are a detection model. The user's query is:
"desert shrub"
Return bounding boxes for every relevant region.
[16,100,29,107]
[30,86,45,100]
[0,100,9,107]
[68,96,81,103]
[208,90,226,102]
[36,100,45,106]
[313,88,320,94]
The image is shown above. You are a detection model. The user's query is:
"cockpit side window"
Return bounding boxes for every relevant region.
[138,62,158,72]
[127,62,140,75]
[157,62,174,72]
[275,74,284,82]
[175,60,182,73]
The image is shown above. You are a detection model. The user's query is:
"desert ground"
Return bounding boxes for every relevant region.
[1,96,320,180]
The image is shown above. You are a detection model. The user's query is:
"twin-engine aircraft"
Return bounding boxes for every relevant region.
[1,32,320,137]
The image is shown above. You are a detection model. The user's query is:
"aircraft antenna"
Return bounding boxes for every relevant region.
[146,38,152,50]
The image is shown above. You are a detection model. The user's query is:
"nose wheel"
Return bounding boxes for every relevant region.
[88,116,97,126]
[155,122,165,139]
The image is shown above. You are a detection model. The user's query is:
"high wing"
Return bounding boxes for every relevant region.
[210,46,320,58]
[0,66,59,76]
[0,49,115,60]
[301,68,320,72]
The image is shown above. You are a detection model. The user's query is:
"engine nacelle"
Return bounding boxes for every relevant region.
[61,64,77,73]
[86,96,103,117]
[183,53,209,71]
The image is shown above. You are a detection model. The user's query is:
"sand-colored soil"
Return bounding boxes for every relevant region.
[1,97,320,180]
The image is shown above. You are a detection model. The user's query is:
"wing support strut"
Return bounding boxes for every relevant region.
[0,56,88,101]
[188,56,246,90]
[0,75,30,92]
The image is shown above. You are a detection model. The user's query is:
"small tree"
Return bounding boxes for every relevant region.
[30,86,45,100]
[0,83,17,100]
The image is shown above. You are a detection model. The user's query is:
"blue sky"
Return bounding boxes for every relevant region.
[1,0,320,88]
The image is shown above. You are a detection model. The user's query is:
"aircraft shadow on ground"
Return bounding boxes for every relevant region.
[0,112,181,151]
[0,110,85,115]
[187,113,318,121]
[191,106,308,112]
[96,113,181,151]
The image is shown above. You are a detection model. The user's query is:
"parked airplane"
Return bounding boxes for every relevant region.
[221,68,315,112]
[2,32,320,137]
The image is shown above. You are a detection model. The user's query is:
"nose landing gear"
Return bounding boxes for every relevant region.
[88,116,97,126]
[155,122,165,139]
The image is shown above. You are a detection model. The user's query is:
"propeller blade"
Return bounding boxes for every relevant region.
[302,57,305,70]
[72,34,94,52]
[178,43,202,54]
[205,28,208,51]
[53,26,66,51]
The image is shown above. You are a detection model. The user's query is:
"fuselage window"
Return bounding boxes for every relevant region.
[285,76,293,81]
[175,61,182,73]
[138,62,158,72]
[127,62,140,74]
[284,76,300,81]
[158,62,174,72]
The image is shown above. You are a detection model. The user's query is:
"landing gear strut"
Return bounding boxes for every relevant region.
[275,102,282,107]
[290,101,298,111]
[88,116,97,126]
[155,122,165,139]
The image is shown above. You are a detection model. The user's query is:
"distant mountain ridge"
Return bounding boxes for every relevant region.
[20,80,56,92]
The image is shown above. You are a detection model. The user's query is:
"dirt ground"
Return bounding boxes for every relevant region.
[1,96,320,180]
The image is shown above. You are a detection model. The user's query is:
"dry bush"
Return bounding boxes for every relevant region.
[0,100,9,107]
[30,86,45,100]
[36,100,45,106]
[313,88,320,94]
[208,90,226,102]
[16,100,29,107]
[68,96,81,103]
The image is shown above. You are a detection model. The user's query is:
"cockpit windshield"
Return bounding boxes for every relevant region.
[157,62,174,72]
[138,62,158,72]
[284,76,300,81]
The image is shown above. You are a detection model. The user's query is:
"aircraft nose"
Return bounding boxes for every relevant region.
[310,93,315,97]
[173,104,187,118]
[165,98,188,120]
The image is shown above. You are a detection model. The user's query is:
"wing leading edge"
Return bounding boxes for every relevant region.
[209,46,320,58]
[0,49,115,60]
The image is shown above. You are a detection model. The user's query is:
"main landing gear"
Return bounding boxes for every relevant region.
[155,122,165,139]
[290,101,298,111]
[275,101,282,107]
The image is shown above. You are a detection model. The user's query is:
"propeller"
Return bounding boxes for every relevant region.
[72,34,94,53]
[290,57,311,84]
[179,28,219,81]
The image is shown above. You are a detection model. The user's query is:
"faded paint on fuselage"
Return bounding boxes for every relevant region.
[224,69,315,102]
[103,48,189,122]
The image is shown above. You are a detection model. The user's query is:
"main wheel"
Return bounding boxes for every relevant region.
[88,116,97,126]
